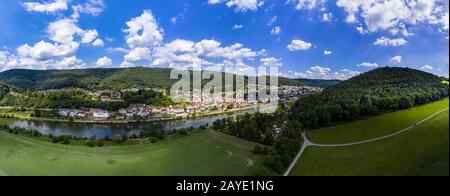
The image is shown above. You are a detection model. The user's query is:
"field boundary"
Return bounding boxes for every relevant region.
[284,108,449,176]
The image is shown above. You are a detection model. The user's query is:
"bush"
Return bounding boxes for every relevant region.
[95,140,105,147]
[85,140,95,147]
[62,137,70,145]
[253,145,263,154]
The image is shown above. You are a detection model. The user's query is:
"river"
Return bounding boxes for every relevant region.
[1,108,258,139]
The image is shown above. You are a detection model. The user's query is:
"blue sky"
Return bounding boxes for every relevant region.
[0,0,448,79]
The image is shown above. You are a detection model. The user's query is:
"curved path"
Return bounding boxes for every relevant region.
[284,108,449,176]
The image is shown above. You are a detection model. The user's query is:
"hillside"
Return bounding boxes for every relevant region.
[0,67,304,91]
[295,78,341,88]
[291,67,449,129]
[0,82,10,100]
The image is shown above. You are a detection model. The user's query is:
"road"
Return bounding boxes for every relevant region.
[284,108,449,176]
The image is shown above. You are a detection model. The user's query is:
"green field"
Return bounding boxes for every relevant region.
[0,130,262,176]
[307,98,449,144]
[290,105,449,176]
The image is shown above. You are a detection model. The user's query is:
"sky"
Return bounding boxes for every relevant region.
[0,0,448,80]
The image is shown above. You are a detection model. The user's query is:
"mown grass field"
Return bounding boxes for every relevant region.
[291,108,449,176]
[0,130,262,176]
[307,98,449,144]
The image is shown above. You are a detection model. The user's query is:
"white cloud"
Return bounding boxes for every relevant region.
[47,19,83,44]
[232,24,244,29]
[356,26,369,34]
[421,64,434,70]
[260,57,282,67]
[96,56,112,67]
[107,47,129,53]
[23,0,69,13]
[72,0,106,19]
[271,26,282,35]
[124,47,152,63]
[286,65,360,80]
[207,0,265,12]
[322,12,333,22]
[286,0,324,10]
[390,56,402,64]
[81,30,99,44]
[287,39,312,51]
[374,37,408,46]
[324,50,332,55]
[17,41,79,60]
[357,62,379,68]
[124,10,164,49]
[55,56,86,69]
[336,0,449,35]
[92,39,104,47]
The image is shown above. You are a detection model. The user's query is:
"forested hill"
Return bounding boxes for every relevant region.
[295,78,341,88]
[291,67,449,129]
[0,67,304,91]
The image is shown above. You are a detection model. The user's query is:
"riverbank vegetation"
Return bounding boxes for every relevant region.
[0,123,204,147]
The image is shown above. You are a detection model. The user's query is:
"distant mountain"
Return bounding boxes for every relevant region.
[291,67,449,129]
[295,78,341,88]
[0,67,304,91]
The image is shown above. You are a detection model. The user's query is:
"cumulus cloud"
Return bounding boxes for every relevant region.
[287,39,312,51]
[72,0,106,18]
[284,65,360,80]
[357,62,379,68]
[260,57,282,67]
[124,47,152,63]
[23,0,69,13]
[17,41,79,60]
[421,64,434,70]
[81,30,99,44]
[92,39,104,47]
[123,10,164,49]
[151,39,266,70]
[335,0,449,35]
[55,56,86,69]
[96,56,112,67]
[374,37,408,46]
[207,0,265,12]
[390,56,402,64]
[324,50,332,55]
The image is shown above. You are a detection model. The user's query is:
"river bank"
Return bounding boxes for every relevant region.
[0,105,262,125]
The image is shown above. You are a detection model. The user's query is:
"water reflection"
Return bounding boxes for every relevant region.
[3,109,258,139]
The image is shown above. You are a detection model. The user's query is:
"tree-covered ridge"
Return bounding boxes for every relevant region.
[0,67,304,91]
[291,67,449,129]
[294,78,341,88]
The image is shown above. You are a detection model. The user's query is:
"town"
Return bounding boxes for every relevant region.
[56,85,321,122]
